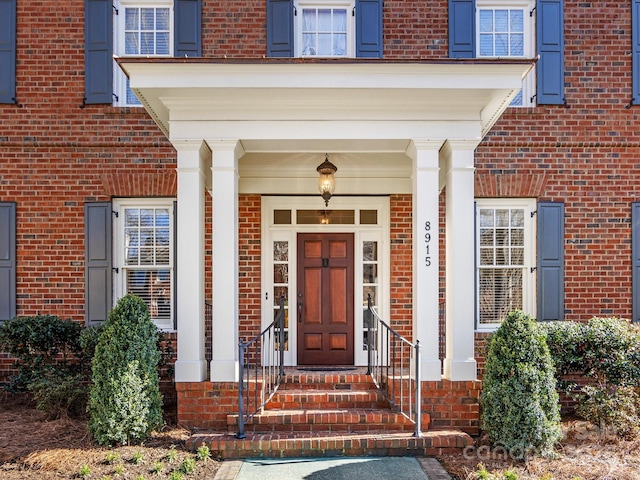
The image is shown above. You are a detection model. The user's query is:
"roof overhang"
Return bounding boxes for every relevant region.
[117,58,534,149]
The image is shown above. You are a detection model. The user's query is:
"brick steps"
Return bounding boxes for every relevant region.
[187,430,473,459]
[227,408,417,433]
[188,368,473,458]
[263,389,389,410]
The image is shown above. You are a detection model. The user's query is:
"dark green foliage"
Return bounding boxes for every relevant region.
[88,294,163,446]
[0,315,84,392]
[481,311,562,455]
[0,315,102,417]
[542,317,640,436]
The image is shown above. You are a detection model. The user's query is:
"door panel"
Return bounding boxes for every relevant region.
[297,233,354,365]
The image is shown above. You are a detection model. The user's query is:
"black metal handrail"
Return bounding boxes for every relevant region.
[237,295,286,439]
[366,294,422,437]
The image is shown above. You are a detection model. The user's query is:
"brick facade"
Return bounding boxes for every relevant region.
[1,0,640,433]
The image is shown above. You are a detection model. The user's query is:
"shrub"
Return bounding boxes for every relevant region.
[576,384,640,439]
[481,311,562,456]
[0,314,84,393]
[88,294,163,446]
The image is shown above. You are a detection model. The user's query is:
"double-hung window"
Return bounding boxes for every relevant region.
[113,0,173,106]
[476,199,536,330]
[113,199,175,330]
[476,0,535,106]
[296,1,355,57]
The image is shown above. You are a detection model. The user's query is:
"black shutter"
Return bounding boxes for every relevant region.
[536,0,565,104]
[175,0,202,57]
[84,0,113,104]
[267,0,294,57]
[537,202,564,321]
[632,203,640,322]
[85,202,112,324]
[0,0,16,104]
[449,0,476,58]
[355,0,383,58]
[0,202,16,322]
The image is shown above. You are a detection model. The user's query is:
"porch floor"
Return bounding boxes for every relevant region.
[185,368,473,459]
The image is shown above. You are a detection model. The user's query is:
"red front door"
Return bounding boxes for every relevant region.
[297,233,354,365]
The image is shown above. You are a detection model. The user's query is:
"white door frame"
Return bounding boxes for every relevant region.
[261,196,390,366]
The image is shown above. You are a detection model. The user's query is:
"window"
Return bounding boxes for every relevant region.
[476,199,536,329]
[113,0,173,106]
[113,199,175,329]
[296,1,354,57]
[477,0,534,106]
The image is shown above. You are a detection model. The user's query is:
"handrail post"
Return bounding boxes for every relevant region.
[279,295,285,377]
[237,342,246,439]
[413,339,423,437]
[366,294,373,375]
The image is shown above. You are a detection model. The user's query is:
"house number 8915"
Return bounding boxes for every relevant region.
[424,221,432,267]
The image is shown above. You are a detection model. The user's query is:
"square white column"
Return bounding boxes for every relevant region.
[174,141,210,382]
[407,140,444,381]
[209,140,244,382]
[442,140,478,381]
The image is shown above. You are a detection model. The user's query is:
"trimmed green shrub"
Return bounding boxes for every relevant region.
[481,311,561,456]
[88,294,163,446]
[542,317,640,436]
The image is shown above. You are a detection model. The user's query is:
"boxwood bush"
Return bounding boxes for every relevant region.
[481,310,562,456]
[88,294,163,446]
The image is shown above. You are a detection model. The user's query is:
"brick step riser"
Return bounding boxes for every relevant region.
[266,401,390,409]
[189,431,472,459]
[233,423,418,434]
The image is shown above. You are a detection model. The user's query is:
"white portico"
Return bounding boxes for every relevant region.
[118,59,533,383]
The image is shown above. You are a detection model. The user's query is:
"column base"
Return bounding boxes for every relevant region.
[210,359,239,382]
[443,358,477,381]
[420,358,443,381]
[174,359,208,382]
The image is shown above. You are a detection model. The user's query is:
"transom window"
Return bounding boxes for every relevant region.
[114,198,175,329]
[296,1,355,57]
[476,199,535,329]
[477,0,534,107]
[114,1,173,106]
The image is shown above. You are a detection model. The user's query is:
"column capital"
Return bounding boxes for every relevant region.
[440,139,480,158]
[405,139,444,159]
[206,139,245,156]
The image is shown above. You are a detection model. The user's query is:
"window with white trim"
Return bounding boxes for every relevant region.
[295,0,355,57]
[113,198,175,329]
[113,0,173,106]
[476,199,536,330]
[477,0,535,107]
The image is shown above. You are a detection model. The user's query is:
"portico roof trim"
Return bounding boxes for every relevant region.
[117,58,535,142]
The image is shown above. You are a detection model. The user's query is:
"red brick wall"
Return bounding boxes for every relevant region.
[475,0,640,323]
[390,195,413,340]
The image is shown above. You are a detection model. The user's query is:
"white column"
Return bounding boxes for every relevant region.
[209,140,244,382]
[407,140,443,381]
[174,141,210,382]
[442,140,478,381]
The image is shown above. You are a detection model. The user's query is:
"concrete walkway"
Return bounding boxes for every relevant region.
[213,457,452,480]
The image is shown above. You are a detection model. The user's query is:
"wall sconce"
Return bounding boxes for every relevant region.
[316,154,337,207]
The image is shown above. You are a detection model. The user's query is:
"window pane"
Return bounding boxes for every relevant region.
[495,34,508,56]
[510,10,523,31]
[156,32,170,54]
[479,10,493,32]
[479,209,494,227]
[511,229,524,246]
[125,32,139,54]
[360,210,378,225]
[510,34,523,55]
[334,9,347,32]
[363,241,378,261]
[363,264,378,284]
[274,264,288,284]
[156,8,170,30]
[274,210,292,225]
[479,34,493,56]
[479,268,523,324]
[141,8,155,30]
[125,8,139,30]
[303,9,316,30]
[363,285,377,306]
[141,32,154,55]
[126,269,171,322]
[273,241,289,262]
[318,33,331,55]
[495,10,508,31]
[318,9,332,30]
